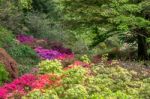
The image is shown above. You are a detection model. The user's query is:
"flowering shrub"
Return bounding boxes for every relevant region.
[0,74,36,98]
[73,61,91,68]
[35,47,74,60]
[35,47,61,60]
[38,60,63,75]
[57,53,74,60]
[50,42,72,55]
[32,74,61,89]
[16,34,35,44]
[0,73,61,98]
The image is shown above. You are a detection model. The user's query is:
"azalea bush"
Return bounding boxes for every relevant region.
[35,46,74,60]
[35,47,61,60]
[16,34,35,44]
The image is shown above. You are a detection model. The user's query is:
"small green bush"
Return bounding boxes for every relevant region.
[0,26,15,49]
[0,63,10,85]
[80,55,91,63]
[8,44,39,65]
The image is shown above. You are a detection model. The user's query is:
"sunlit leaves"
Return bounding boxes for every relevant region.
[19,0,32,9]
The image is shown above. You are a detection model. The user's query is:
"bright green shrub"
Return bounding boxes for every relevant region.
[139,78,150,99]
[23,89,59,99]
[64,85,88,99]
[89,64,143,98]
[39,60,63,74]
[63,66,87,84]
[90,91,133,99]
[80,55,91,63]
[0,63,10,85]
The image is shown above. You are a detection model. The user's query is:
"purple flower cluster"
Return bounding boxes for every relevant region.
[51,43,72,55]
[16,34,35,43]
[34,47,62,60]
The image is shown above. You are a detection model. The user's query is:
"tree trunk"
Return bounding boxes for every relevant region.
[137,28,149,60]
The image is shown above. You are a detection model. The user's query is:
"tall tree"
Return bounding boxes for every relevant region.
[58,0,150,60]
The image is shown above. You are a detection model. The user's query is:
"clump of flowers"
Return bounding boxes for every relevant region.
[0,74,36,98]
[57,53,74,60]
[16,34,35,43]
[35,47,61,60]
[32,74,61,89]
[0,73,62,98]
[35,47,74,60]
[50,41,72,55]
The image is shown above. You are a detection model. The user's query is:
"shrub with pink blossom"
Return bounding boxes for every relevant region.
[34,47,74,60]
[0,74,36,98]
[16,34,35,44]
[34,47,61,60]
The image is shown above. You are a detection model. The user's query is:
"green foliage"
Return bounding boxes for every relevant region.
[63,66,86,84]
[64,85,88,99]
[139,78,150,99]
[22,61,150,98]
[7,44,39,65]
[18,64,37,76]
[80,55,91,63]
[24,12,64,41]
[39,60,63,75]
[0,26,15,48]
[0,63,10,85]
[86,64,150,98]
[0,0,25,34]
[90,91,133,99]
[32,0,59,17]
[22,89,59,99]
[56,0,150,57]
[19,0,32,9]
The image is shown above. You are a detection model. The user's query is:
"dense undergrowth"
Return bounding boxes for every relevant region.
[0,0,150,99]
[0,35,149,99]
[0,57,150,99]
